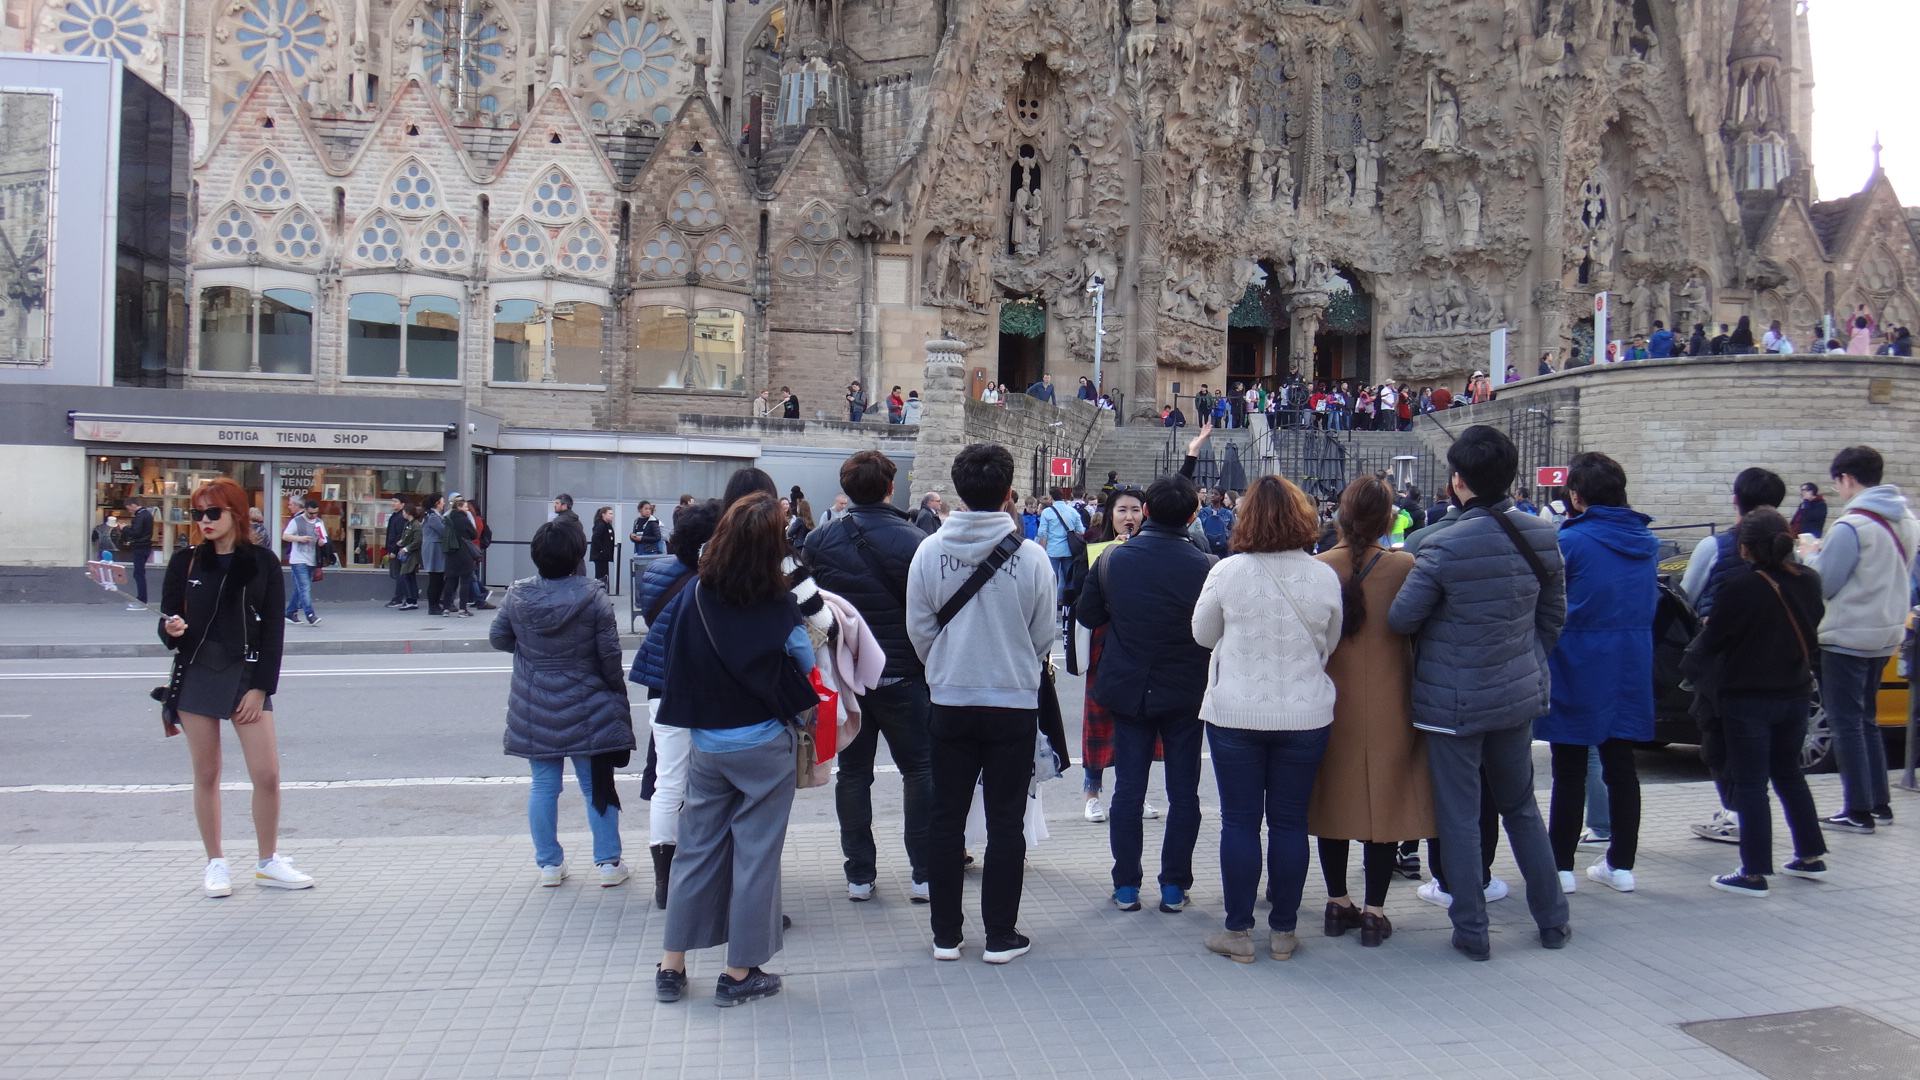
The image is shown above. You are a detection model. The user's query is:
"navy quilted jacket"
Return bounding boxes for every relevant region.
[1387,500,1569,736]
[492,574,634,759]
[629,558,692,691]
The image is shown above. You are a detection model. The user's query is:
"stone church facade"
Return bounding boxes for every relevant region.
[14,0,1920,429]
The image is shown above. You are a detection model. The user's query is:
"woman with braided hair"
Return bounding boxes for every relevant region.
[1308,474,1433,947]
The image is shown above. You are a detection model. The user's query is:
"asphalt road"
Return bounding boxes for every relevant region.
[0,650,1712,846]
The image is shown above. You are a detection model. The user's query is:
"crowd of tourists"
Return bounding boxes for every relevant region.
[1156,373,1497,431]
[149,418,1918,1008]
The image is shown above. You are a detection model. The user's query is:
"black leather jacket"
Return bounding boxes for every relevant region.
[159,542,286,695]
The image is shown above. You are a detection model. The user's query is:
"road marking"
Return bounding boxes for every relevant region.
[3,764,905,794]
[0,666,513,681]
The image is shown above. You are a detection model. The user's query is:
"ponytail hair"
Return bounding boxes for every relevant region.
[1334,474,1395,638]
[1737,506,1798,575]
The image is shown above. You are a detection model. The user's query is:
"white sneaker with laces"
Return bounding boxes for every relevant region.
[848,882,874,902]
[596,861,629,887]
[1416,879,1452,907]
[1083,796,1107,823]
[1691,808,1740,844]
[1142,803,1160,820]
[1558,870,1578,894]
[1587,859,1634,892]
[538,864,568,887]
[1576,829,1611,852]
[932,941,963,962]
[254,854,314,890]
[911,880,930,904]
[1483,876,1510,902]
[204,858,231,897]
[126,602,145,611]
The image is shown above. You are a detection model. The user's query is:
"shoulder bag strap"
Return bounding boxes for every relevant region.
[1480,506,1553,589]
[1754,570,1812,668]
[690,583,807,723]
[935,534,1023,631]
[1352,549,1385,587]
[1250,555,1330,667]
[842,514,908,607]
[1848,509,1912,566]
[644,567,696,624]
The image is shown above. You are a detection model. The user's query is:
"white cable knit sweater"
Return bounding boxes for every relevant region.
[1190,550,1343,730]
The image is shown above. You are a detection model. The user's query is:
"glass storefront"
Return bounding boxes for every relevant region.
[275,464,444,567]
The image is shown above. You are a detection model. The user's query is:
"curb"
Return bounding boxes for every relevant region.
[0,636,644,660]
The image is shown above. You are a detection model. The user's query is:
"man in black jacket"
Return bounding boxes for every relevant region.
[122,497,154,609]
[1076,472,1214,913]
[804,450,935,903]
[385,495,409,607]
[552,493,586,576]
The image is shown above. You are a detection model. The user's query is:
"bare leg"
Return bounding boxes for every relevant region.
[660,950,686,972]
[231,711,282,860]
[179,712,224,859]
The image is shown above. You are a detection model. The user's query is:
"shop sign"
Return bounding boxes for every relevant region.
[74,416,445,453]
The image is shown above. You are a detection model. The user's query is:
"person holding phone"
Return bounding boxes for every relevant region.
[160,478,309,897]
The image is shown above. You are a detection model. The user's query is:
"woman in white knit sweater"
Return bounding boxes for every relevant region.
[1191,475,1343,963]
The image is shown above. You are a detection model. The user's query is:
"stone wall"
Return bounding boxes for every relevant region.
[1436,355,1920,529]
[957,393,1114,500]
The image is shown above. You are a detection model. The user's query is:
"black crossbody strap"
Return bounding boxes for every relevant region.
[935,535,1023,631]
[1480,506,1552,589]
[843,514,908,607]
[645,567,696,624]
[691,583,806,723]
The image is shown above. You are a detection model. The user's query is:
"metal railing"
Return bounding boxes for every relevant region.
[485,540,627,596]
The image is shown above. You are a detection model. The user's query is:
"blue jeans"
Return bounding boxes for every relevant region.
[1207,723,1330,933]
[1821,650,1891,817]
[1110,713,1204,891]
[528,756,621,867]
[1050,556,1074,601]
[284,563,314,619]
[836,679,933,885]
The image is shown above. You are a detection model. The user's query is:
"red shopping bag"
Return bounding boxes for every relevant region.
[808,668,839,764]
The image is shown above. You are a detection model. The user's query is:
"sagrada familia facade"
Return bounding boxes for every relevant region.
[25,0,1920,426]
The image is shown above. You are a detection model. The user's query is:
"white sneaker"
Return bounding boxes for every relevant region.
[1483,876,1510,903]
[1142,803,1160,820]
[911,880,930,904]
[1691,808,1741,844]
[1587,859,1635,892]
[596,861,629,887]
[203,858,231,897]
[538,863,567,887]
[253,854,314,890]
[126,602,145,611]
[1559,870,1578,894]
[1416,879,1452,907]
[932,941,963,961]
[1084,797,1107,823]
[1576,829,1611,852]
[848,882,875,902]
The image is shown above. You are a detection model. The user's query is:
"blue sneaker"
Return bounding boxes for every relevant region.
[1159,886,1189,913]
[1112,886,1141,911]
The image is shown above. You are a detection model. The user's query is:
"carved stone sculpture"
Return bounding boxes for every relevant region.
[1353,140,1379,208]
[1424,73,1461,151]
[1456,181,1481,248]
[1420,181,1447,249]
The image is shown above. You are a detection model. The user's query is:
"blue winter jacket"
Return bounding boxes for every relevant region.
[1537,505,1660,745]
[629,558,693,691]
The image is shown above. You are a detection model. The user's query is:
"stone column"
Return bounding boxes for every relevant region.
[1287,291,1328,376]
[910,336,969,506]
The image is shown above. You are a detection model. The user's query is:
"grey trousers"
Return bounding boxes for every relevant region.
[1425,721,1568,943]
[661,729,797,968]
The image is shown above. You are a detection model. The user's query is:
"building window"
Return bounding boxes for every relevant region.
[497,218,548,270]
[557,222,611,275]
[626,305,742,390]
[821,242,855,278]
[242,151,294,205]
[491,298,603,384]
[693,308,745,391]
[386,159,440,215]
[407,295,462,380]
[349,292,460,379]
[492,298,541,382]
[637,226,689,279]
[197,286,311,374]
[354,213,402,264]
[669,176,721,228]
[208,206,260,258]
[347,293,402,376]
[415,215,468,267]
[528,168,580,220]
[698,230,749,281]
[553,302,605,385]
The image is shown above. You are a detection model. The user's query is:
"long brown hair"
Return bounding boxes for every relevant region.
[1334,475,1395,638]
[699,492,789,605]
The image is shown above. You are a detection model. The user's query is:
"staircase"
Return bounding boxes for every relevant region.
[1086,423,1445,503]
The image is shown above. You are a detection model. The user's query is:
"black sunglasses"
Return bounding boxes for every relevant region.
[188,507,227,522]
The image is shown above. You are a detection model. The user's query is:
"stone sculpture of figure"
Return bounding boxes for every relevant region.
[1353,140,1380,207]
[1621,202,1649,264]
[1425,73,1461,151]
[1231,257,1267,295]
[1444,276,1471,329]
[1021,189,1045,257]
[1589,208,1616,276]
[1066,148,1088,226]
[1456,181,1482,247]
[1420,181,1447,248]
[1326,154,1353,208]
[1190,163,1212,222]
[1011,187,1032,256]
[1248,138,1273,205]
[1680,273,1708,317]
[1205,177,1227,232]
[1403,287,1433,333]
[925,235,955,304]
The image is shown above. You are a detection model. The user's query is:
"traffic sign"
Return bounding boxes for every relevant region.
[1536,466,1569,487]
[1050,457,1073,477]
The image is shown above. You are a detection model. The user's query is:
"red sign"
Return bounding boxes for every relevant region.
[1050,457,1074,478]
[1536,466,1569,487]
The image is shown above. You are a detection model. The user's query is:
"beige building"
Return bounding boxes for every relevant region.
[10,0,1919,427]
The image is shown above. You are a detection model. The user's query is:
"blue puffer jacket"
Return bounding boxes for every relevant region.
[1537,505,1659,745]
[491,574,633,759]
[629,558,693,691]
[1388,500,1569,736]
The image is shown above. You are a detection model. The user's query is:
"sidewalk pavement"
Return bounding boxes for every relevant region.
[5,774,1916,1079]
[0,602,641,659]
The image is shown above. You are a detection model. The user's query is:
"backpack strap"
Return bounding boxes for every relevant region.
[842,513,908,607]
[935,534,1023,631]
[1754,570,1812,668]
[1847,508,1912,566]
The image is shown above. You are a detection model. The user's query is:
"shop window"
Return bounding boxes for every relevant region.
[94,458,268,563]
[492,297,542,382]
[347,292,402,376]
[275,464,446,570]
[552,301,605,385]
[407,295,462,380]
[197,286,311,374]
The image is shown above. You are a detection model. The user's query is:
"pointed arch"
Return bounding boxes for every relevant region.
[526,165,583,223]
[381,157,444,218]
[267,205,325,263]
[555,219,612,276]
[696,229,749,283]
[204,203,263,258]
[494,217,550,272]
[667,173,723,231]
[415,214,470,269]
[634,224,691,280]
[238,148,296,208]
[775,239,815,278]
[820,241,856,279]
[797,199,839,242]
[349,209,405,266]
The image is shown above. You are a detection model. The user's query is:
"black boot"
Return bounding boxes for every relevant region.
[650,843,675,910]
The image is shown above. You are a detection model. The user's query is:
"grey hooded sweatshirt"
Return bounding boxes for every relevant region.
[1812,484,1920,657]
[491,574,634,759]
[905,510,1058,709]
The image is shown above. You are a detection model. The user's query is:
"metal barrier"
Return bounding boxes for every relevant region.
[484,540,627,597]
[628,552,680,634]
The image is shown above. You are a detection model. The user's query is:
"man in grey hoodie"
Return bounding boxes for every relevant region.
[906,444,1057,965]
[1806,445,1920,832]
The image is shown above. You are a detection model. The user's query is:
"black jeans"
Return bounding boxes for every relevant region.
[1318,839,1397,908]
[1548,739,1641,871]
[836,679,933,886]
[426,571,445,613]
[389,560,406,602]
[128,549,151,603]
[1698,713,1733,808]
[1723,695,1827,875]
[1108,712,1204,891]
[928,704,1036,950]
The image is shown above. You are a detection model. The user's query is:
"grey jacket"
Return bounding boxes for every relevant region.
[491,574,634,759]
[1387,500,1568,736]
[905,510,1057,708]
[421,510,447,574]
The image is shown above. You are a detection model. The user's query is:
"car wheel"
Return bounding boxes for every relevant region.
[1801,692,1837,774]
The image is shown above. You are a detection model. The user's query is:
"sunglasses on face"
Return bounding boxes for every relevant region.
[188,507,227,522]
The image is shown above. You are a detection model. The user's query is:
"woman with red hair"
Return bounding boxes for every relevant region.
[158,477,309,897]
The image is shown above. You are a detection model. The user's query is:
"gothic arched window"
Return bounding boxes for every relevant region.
[206,205,262,258]
[637,226,690,279]
[269,206,323,262]
[495,218,548,271]
[416,214,468,268]
[527,167,581,222]
[384,159,442,216]
[352,212,403,265]
[669,176,722,230]
[240,151,294,207]
[556,220,612,275]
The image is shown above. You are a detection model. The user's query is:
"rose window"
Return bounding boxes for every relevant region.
[669,178,720,229]
[355,214,401,263]
[234,0,327,80]
[387,162,439,214]
[272,210,319,260]
[416,216,468,267]
[589,17,675,101]
[530,171,579,220]
[637,228,688,278]
[497,220,548,270]
[699,231,748,282]
[52,0,153,65]
[243,154,293,205]
[420,7,504,92]
[209,207,258,257]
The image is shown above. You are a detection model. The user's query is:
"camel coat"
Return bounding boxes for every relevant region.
[1307,544,1436,843]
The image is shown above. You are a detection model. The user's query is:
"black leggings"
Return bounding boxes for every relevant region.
[1548,740,1640,871]
[1318,838,1397,908]
[427,571,444,611]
